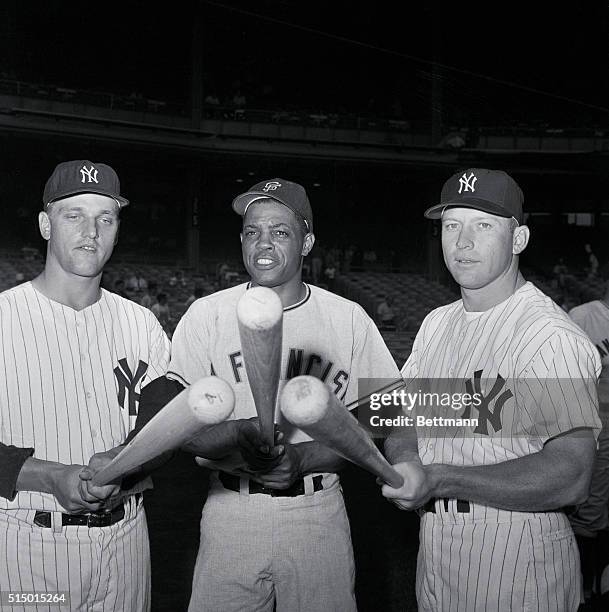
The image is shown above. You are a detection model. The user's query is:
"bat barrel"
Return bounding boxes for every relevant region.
[91,376,235,486]
[237,286,283,447]
[280,375,404,488]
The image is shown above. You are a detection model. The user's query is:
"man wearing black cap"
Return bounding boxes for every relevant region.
[0,160,170,610]
[168,178,400,611]
[381,169,601,610]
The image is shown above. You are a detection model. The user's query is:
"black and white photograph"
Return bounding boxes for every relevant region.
[0,2,608,610]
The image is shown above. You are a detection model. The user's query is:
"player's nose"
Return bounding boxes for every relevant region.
[455,228,474,248]
[83,217,99,239]
[256,230,273,249]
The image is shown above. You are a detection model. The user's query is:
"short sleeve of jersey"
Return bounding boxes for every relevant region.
[516,331,602,442]
[343,307,400,407]
[400,310,434,381]
[568,305,589,334]
[168,301,212,386]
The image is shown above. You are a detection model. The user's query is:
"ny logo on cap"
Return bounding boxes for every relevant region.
[458,172,477,194]
[80,165,99,184]
[262,181,281,192]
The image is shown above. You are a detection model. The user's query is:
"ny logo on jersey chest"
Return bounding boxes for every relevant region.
[462,370,513,434]
[114,358,149,415]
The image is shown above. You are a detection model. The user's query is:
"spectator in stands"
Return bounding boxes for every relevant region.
[141,281,157,309]
[232,90,246,108]
[113,278,129,298]
[125,269,140,294]
[343,245,354,275]
[377,295,397,331]
[204,92,220,106]
[184,286,205,309]
[323,257,337,292]
[14,271,25,286]
[310,242,324,285]
[151,292,171,329]
[363,249,377,269]
[553,257,569,289]
[585,244,600,279]
[137,271,148,293]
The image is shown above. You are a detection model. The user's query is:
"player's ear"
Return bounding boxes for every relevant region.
[114,219,121,246]
[512,225,530,255]
[38,211,51,241]
[240,232,243,244]
[302,232,315,257]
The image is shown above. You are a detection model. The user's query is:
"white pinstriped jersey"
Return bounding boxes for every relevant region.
[404,281,601,611]
[0,282,171,512]
[402,281,601,471]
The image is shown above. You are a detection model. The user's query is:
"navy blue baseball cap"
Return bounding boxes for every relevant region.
[232,178,314,233]
[424,168,523,224]
[43,160,129,209]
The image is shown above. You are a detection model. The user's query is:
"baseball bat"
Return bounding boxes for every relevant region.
[280,375,404,488]
[92,376,235,486]
[237,286,283,448]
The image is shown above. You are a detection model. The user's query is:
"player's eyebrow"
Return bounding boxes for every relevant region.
[57,205,118,218]
[243,222,292,230]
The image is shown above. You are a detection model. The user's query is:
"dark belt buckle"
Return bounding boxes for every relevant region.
[422,498,470,514]
[86,509,116,527]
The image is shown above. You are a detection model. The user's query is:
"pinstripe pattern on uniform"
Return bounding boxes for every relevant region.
[0,497,149,611]
[417,507,579,611]
[403,282,598,611]
[402,283,600,479]
[0,282,170,512]
[0,281,169,612]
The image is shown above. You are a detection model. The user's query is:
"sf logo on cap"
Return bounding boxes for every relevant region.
[262,181,281,192]
[458,172,477,194]
[80,164,99,184]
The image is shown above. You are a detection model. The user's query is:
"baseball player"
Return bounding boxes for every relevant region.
[381,168,602,611]
[568,263,609,603]
[0,160,170,611]
[167,178,400,611]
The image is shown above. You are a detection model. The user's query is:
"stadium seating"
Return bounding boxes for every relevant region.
[335,271,458,331]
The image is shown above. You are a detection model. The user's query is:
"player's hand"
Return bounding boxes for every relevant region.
[248,442,303,489]
[237,419,285,472]
[50,464,118,514]
[381,460,433,511]
[78,449,124,510]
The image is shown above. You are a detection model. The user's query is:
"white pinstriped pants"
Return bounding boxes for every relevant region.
[417,501,581,612]
[0,497,149,612]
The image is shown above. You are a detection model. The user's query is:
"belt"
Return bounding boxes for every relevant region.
[219,472,324,497]
[34,493,141,528]
[423,498,470,513]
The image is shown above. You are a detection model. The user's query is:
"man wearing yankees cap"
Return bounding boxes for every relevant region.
[0,160,170,610]
[382,168,601,610]
[166,178,400,611]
